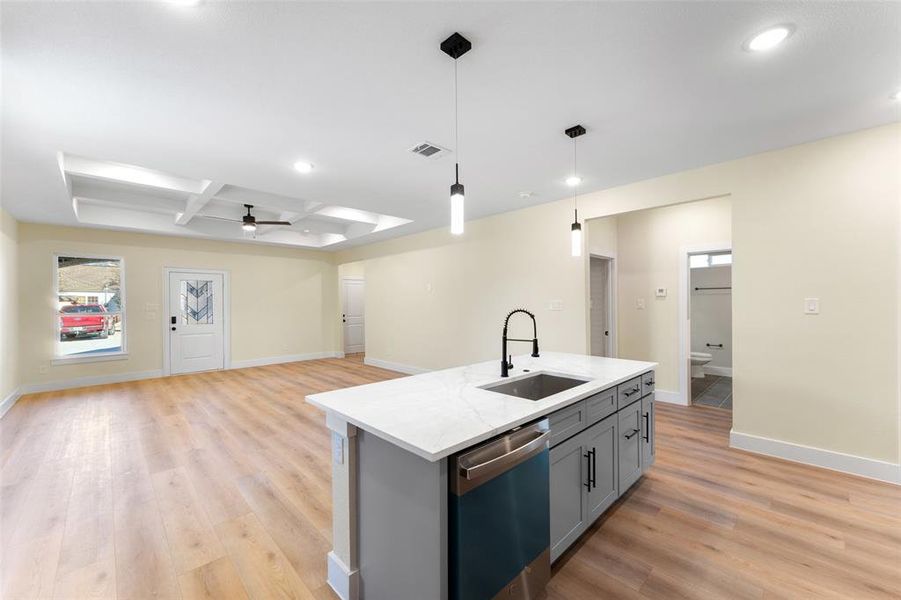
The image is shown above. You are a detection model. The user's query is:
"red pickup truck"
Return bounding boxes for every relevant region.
[59,304,116,340]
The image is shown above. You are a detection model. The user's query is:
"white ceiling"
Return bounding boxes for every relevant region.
[2,1,899,250]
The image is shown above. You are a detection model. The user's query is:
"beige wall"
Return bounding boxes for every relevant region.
[1,208,19,402]
[338,124,900,465]
[18,224,340,387]
[614,197,732,393]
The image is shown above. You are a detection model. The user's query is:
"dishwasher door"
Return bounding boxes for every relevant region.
[449,419,551,600]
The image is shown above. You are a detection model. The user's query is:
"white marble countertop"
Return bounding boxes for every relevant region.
[306,352,657,462]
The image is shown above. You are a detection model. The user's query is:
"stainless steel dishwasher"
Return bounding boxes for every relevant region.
[449,419,551,600]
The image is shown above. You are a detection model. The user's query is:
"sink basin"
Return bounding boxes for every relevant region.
[480,372,590,401]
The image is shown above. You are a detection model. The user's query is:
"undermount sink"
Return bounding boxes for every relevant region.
[480,372,590,401]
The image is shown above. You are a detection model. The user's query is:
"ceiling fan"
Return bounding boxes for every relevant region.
[201,204,292,233]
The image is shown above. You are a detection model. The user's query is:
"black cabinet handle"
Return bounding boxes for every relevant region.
[584,449,596,490]
[624,385,640,397]
[706,343,723,348]
[645,379,655,386]
[591,447,597,490]
[643,413,649,442]
[625,428,640,440]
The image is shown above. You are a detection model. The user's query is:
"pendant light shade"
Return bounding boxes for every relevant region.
[442,33,472,236]
[565,125,586,257]
[450,173,465,235]
[571,213,582,258]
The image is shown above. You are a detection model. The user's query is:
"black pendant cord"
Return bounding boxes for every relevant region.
[572,135,578,221]
[455,162,460,186]
[454,58,460,184]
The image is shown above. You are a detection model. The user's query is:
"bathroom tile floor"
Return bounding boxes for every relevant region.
[692,375,732,409]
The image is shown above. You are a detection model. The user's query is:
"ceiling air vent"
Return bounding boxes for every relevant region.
[408,141,450,160]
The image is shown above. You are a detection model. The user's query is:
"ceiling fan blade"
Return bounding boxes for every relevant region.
[197,215,241,222]
[255,221,293,226]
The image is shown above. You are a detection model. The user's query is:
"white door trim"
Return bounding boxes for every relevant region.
[588,253,617,358]
[162,267,231,376]
[679,242,731,406]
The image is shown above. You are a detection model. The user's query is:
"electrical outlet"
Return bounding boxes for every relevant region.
[804,298,820,315]
[332,434,344,465]
[547,301,564,311]
[636,298,645,310]
[655,287,667,298]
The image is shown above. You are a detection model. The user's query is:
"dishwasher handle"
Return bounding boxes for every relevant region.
[459,422,550,483]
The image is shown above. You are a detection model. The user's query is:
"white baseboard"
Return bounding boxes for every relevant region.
[363,357,429,375]
[327,551,359,600]
[0,387,22,419]
[20,369,164,395]
[654,389,688,406]
[730,429,901,485]
[231,351,344,369]
[11,351,346,400]
[704,365,732,377]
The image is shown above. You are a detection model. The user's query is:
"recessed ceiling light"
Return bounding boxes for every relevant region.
[745,25,793,52]
[293,161,314,174]
[565,176,582,187]
[303,229,311,233]
[892,89,901,101]
[166,0,202,6]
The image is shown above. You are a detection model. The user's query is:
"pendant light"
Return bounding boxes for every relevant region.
[565,125,586,257]
[441,32,471,235]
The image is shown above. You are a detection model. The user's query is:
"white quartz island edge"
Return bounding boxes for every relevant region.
[306,352,657,462]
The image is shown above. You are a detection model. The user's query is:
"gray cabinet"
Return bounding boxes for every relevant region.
[549,432,588,562]
[548,400,587,448]
[548,370,654,563]
[585,415,618,522]
[641,393,655,470]
[549,413,619,562]
[617,399,643,491]
[616,376,642,409]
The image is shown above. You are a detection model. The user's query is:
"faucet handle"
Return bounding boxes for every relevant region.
[507,355,513,369]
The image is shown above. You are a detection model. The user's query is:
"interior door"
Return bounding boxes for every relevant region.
[590,257,611,357]
[168,271,224,374]
[343,278,365,354]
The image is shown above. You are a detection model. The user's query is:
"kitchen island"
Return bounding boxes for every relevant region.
[306,352,657,600]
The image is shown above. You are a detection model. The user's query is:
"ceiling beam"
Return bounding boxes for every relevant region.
[175,181,226,225]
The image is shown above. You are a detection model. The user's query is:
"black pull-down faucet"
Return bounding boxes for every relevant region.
[501,308,539,377]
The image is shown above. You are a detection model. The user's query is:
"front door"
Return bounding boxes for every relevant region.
[168,271,224,374]
[343,278,365,354]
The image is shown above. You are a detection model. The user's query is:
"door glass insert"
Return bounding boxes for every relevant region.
[180,280,214,324]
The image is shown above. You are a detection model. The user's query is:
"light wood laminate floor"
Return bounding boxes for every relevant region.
[1,357,899,599]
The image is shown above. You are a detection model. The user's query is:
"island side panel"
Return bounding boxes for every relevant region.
[358,429,448,600]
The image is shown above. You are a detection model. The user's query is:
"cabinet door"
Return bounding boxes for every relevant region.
[585,414,618,522]
[549,433,589,562]
[641,393,655,470]
[618,399,643,491]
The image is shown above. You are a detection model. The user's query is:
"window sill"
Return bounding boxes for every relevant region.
[52,352,129,366]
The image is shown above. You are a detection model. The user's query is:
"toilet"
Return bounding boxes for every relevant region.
[690,352,712,379]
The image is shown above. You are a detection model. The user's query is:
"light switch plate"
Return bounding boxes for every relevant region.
[547,300,564,311]
[636,298,645,310]
[804,298,820,315]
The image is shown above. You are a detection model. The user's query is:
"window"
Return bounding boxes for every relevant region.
[55,256,125,360]
[690,252,732,269]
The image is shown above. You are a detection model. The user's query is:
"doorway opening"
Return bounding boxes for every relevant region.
[681,247,732,409]
[589,255,615,357]
[342,277,365,357]
[163,268,229,375]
